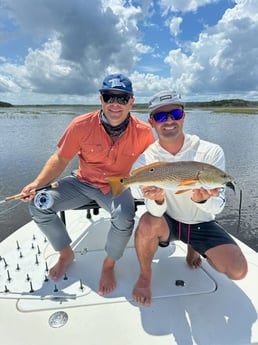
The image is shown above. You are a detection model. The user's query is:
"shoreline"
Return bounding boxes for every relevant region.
[191,107,258,114]
[132,106,258,114]
[1,103,258,114]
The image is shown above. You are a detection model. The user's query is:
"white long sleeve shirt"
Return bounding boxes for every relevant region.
[132,134,226,224]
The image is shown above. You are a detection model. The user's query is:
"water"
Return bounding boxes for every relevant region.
[0,106,257,252]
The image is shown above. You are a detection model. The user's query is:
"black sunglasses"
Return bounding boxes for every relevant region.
[152,108,184,123]
[102,93,131,105]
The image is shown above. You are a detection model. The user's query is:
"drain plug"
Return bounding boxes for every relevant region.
[48,311,68,328]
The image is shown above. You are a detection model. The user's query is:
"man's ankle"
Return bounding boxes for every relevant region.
[103,256,115,269]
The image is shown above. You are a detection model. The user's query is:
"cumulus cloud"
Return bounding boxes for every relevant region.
[163,0,258,97]
[0,0,151,99]
[169,16,183,36]
[0,75,20,92]
[0,0,258,103]
[159,0,219,14]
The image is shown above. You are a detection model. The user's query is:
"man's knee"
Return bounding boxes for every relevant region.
[28,200,41,218]
[136,212,166,237]
[206,244,248,280]
[28,199,54,222]
[226,256,248,280]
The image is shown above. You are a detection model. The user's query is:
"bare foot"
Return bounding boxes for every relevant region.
[98,257,116,296]
[49,246,75,281]
[132,275,152,307]
[186,245,202,269]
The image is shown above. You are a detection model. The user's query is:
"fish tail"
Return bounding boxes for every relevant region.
[106,177,127,197]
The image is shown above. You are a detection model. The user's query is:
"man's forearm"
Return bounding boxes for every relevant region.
[33,152,69,186]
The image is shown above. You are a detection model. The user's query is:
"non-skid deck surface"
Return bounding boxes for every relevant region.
[0,215,216,312]
[17,243,216,312]
[0,233,91,300]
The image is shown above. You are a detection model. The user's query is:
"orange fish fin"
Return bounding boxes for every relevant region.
[177,179,198,187]
[131,161,168,176]
[105,176,127,197]
[175,189,191,194]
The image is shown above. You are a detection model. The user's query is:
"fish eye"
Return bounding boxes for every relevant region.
[149,168,155,173]
[120,178,124,183]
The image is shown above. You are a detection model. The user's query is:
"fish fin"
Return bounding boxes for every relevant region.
[131,161,168,176]
[177,179,198,187]
[105,177,127,197]
[175,189,191,194]
[226,181,235,192]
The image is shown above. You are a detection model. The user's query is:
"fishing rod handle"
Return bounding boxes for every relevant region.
[4,181,59,202]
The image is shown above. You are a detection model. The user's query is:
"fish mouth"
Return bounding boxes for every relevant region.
[226,181,235,192]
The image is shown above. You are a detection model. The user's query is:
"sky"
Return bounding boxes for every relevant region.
[0,0,258,105]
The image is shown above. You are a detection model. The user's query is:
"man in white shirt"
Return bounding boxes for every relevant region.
[132,90,248,306]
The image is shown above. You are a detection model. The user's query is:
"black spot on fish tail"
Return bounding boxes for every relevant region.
[226,181,235,192]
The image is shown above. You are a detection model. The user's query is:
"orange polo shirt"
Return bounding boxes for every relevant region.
[57,110,155,194]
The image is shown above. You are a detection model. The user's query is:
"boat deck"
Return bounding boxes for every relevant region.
[0,207,257,345]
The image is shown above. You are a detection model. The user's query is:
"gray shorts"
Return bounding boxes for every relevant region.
[160,213,237,257]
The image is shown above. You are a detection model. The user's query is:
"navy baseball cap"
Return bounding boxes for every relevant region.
[99,73,133,95]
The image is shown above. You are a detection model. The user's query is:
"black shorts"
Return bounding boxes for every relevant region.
[159,214,237,257]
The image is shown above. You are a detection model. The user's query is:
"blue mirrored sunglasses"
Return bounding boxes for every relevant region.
[152,109,184,123]
[102,93,131,105]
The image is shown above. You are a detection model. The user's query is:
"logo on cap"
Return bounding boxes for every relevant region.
[99,73,133,95]
[108,78,126,88]
[160,94,173,101]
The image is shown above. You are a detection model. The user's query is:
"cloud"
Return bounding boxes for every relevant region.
[0,75,20,92]
[0,0,258,103]
[0,0,151,99]
[159,0,220,14]
[169,16,183,36]
[163,0,258,96]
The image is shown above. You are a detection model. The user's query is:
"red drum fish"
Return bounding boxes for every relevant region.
[106,161,235,197]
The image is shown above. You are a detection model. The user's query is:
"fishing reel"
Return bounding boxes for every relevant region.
[34,191,54,210]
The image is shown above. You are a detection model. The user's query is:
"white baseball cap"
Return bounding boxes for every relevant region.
[148,90,185,113]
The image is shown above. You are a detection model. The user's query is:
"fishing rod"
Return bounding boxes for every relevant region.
[0,182,59,205]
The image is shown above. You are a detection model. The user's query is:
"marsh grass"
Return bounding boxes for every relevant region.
[132,105,258,114]
[197,107,258,114]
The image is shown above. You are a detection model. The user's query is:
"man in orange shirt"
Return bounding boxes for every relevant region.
[21,74,155,295]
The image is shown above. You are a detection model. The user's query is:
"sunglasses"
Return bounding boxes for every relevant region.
[102,93,131,105]
[152,109,184,123]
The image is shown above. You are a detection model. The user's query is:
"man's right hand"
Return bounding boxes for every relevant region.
[20,182,39,202]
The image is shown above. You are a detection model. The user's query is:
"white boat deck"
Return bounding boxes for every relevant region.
[0,206,258,345]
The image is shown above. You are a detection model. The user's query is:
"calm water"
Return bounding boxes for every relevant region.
[0,106,257,252]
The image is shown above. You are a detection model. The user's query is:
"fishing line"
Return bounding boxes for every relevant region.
[0,181,59,216]
[0,201,21,217]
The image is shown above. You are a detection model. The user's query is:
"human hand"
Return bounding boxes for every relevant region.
[141,186,165,204]
[191,187,221,203]
[20,182,39,202]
